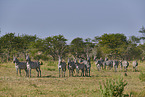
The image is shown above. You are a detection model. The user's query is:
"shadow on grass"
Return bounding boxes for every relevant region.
[41,75,57,78]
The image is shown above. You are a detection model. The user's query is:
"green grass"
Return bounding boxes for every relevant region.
[0,61,145,96]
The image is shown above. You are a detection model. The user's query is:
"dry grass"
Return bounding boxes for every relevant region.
[0,61,145,97]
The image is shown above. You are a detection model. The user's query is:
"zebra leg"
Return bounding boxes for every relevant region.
[97,64,100,71]
[89,68,90,76]
[59,68,60,77]
[61,69,63,77]
[82,69,84,76]
[85,68,87,76]
[29,69,31,77]
[25,69,28,77]
[27,69,28,77]
[124,67,127,72]
[39,69,41,77]
[36,68,39,77]
[64,71,65,77]
[16,68,18,75]
[114,66,117,72]
[76,68,79,76]
[19,69,21,76]
[69,69,71,77]
[104,65,106,70]
[72,70,73,77]
[135,67,137,72]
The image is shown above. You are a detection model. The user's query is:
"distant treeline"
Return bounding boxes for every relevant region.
[0,27,145,62]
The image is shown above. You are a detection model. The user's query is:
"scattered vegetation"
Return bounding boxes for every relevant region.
[139,72,145,81]
[99,76,127,97]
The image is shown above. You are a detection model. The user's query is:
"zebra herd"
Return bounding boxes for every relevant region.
[13,55,138,77]
[95,57,138,72]
[58,56,91,77]
[13,55,42,77]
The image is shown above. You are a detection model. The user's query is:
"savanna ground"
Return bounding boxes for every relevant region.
[0,60,145,97]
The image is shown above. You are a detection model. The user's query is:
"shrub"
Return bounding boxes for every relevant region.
[99,77,127,97]
[139,72,145,81]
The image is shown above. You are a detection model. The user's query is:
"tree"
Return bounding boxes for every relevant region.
[70,37,85,58]
[139,26,145,40]
[98,33,128,59]
[84,38,95,58]
[129,36,140,44]
[43,35,67,60]
[0,33,16,62]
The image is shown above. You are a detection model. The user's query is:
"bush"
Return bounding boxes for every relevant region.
[99,77,127,97]
[139,72,145,81]
[33,55,49,61]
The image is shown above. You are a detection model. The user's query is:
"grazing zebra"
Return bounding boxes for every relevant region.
[122,60,129,72]
[58,56,66,77]
[26,55,41,77]
[74,58,85,76]
[132,60,138,71]
[68,58,76,77]
[13,56,27,76]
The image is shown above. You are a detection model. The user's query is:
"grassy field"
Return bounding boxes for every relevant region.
[0,61,145,97]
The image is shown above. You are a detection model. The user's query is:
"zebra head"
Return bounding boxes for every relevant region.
[13,56,19,63]
[26,55,31,62]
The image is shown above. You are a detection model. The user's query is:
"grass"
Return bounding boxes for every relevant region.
[0,61,145,96]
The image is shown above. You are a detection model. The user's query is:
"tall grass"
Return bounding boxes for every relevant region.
[0,61,145,96]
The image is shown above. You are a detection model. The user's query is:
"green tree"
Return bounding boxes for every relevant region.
[43,35,67,60]
[139,26,145,40]
[84,38,95,58]
[99,33,128,59]
[129,36,140,44]
[0,33,16,62]
[70,37,85,58]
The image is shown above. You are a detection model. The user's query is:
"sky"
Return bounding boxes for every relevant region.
[0,0,145,43]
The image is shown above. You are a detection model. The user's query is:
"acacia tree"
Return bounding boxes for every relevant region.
[98,33,128,59]
[43,35,67,60]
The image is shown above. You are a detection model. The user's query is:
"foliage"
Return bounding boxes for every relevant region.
[139,26,145,40]
[99,33,128,59]
[0,28,145,61]
[99,77,127,97]
[139,72,145,81]
[70,37,85,57]
[43,35,68,60]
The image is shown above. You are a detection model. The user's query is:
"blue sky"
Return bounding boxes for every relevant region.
[0,0,145,43]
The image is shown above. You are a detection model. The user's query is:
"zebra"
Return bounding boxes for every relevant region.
[58,56,66,77]
[13,56,27,76]
[83,57,91,76]
[122,60,129,72]
[95,58,104,71]
[74,58,85,76]
[132,60,138,72]
[26,55,41,77]
[113,60,119,72]
[103,58,113,70]
[68,58,76,77]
